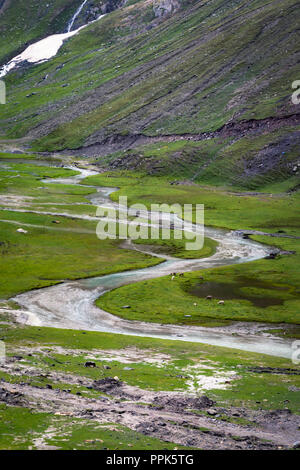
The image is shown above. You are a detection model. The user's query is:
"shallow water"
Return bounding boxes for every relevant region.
[67,0,88,32]
[189,279,289,308]
[10,165,295,359]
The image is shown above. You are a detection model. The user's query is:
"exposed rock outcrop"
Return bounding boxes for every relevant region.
[153,0,180,18]
[71,0,128,28]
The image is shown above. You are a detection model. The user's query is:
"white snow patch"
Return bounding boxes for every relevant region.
[184,364,237,393]
[0,15,105,78]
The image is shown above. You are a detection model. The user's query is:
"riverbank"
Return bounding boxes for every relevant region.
[0,321,299,450]
[0,156,299,450]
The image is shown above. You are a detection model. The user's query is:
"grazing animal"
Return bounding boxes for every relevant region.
[84,361,96,368]
[218,300,225,305]
[265,252,277,260]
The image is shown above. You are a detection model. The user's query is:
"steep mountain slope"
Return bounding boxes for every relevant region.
[0,0,299,189]
[0,2,300,450]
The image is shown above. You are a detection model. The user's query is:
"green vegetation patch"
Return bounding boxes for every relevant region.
[1,324,300,412]
[94,128,300,191]
[0,213,160,299]
[0,404,186,450]
[82,171,300,233]
[133,233,218,260]
[96,238,300,326]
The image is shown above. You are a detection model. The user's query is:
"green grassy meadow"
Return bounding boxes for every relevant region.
[80,171,300,326]
[0,0,299,450]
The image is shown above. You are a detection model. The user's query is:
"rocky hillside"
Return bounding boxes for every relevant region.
[0,0,299,189]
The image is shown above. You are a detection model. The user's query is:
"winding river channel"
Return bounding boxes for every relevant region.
[4,163,293,360]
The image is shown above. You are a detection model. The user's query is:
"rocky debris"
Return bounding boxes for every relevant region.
[73,0,127,28]
[134,419,275,449]
[0,386,25,406]
[293,441,300,449]
[67,115,300,160]
[135,421,161,435]
[153,0,180,18]
[234,229,300,241]
[0,378,298,449]
[12,355,23,361]
[288,183,300,193]
[93,377,215,413]
[207,408,218,416]
[152,394,214,412]
[262,409,292,420]
[93,376,123,392]
[242,132,300,179]
[247,366,300,376]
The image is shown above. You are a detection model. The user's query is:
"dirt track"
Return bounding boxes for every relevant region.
[1,373,299,450]
[61,113,300,157]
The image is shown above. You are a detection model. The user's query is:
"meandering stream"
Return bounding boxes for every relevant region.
[8,164,294,359]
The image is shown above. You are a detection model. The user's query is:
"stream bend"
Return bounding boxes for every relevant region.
[11,166,293,359]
